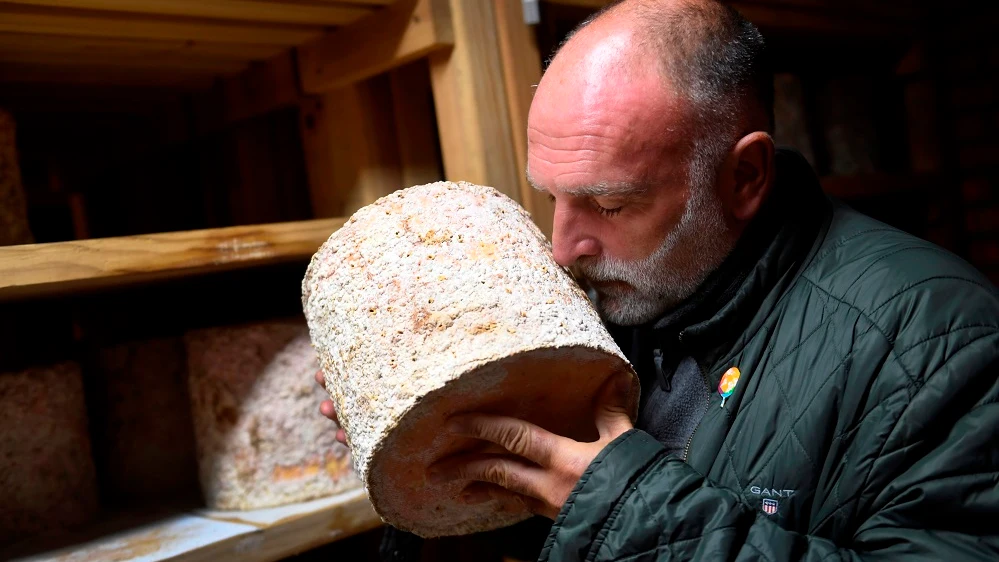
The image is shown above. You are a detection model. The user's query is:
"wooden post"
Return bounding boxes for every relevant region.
[298,75,403,218]
[389,59,445,188]
[427,2,522,200]
[494,0,554,239]
[428,0,554,239]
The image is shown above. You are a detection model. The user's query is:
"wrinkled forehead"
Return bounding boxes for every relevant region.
[527,69,688,195]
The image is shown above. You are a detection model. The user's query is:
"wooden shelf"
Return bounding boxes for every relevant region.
[4,488,383,562]
[0,0,429,91]
[0,218,345,302]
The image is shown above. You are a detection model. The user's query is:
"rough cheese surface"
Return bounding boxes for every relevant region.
[301,181,636,537]
[0,362,99,545]
[185,319,360,510]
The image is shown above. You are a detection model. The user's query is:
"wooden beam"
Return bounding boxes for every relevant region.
[428,0,523,201]
[312,0,394,4]
[388,59,444,188]
[0,4,323,45]
[0,218,346,301]
[494,0,554,239]
[0,63,221,89]
[2,0,375,26]
[298,0,453,93]
[0,50,248,72]
[0,32,285,60]
[298,74,403,218]
[189,49,303,134]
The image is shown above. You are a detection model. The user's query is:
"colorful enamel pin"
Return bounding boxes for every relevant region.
[719,367,741,408]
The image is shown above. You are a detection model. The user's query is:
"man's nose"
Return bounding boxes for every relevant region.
[551,205,599,267]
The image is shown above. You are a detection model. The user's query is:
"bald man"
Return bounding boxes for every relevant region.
[319,0,999,560]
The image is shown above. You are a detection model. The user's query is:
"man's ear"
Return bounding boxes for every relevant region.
[720,131,775,223]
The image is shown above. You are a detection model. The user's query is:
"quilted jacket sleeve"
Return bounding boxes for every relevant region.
[538,348,999,561]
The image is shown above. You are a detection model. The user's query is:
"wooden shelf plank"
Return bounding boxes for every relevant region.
[0,32,286,60]
[0,4,324,45]
[298,0,454,93]
[0,63,225,89]
[5,488,382,562]
[2,0,377,27]
[0,218,346,302]
[0,51,250,72]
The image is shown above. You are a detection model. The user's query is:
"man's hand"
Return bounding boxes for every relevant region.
[315,369,346,444]
[425,370,638,520]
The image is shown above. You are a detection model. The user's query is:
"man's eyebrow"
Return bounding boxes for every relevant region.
[526,176,647,198]
[564,182,648,197]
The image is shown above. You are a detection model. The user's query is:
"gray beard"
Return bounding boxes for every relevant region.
[577,181,733,326]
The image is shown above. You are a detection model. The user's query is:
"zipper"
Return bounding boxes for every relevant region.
[652,348,669,392]
[682,356,713,463]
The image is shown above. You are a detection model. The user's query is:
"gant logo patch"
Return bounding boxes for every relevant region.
[762,498,779,515]
[749,486,795,498]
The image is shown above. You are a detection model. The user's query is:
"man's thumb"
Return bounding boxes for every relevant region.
[594,370,639,441]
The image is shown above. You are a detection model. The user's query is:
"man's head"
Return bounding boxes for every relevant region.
[526,0,776,325]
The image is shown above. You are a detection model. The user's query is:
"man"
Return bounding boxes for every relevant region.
[318,0,999,559]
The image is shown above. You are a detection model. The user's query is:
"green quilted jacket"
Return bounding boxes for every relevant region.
[539,152,999,561]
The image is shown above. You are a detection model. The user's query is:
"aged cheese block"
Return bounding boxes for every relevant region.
[0,361,99,545]
[96,337,200,507]
[0,108,34,246]
[301,181,638,538]
[184,319,361,510]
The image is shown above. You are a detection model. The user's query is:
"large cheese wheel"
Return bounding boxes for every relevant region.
[0,361,99,545]
[184,319,361,510]
[301,181,637,538]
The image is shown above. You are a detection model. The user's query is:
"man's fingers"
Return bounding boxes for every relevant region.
[318,400,347,443]
[319,400,338,422]
[458,482,553,518]
[315,369,326,388]
[446,414,561,467]
[426,453,547,503]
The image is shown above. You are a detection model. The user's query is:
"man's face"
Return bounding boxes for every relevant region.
[526,25,734,326]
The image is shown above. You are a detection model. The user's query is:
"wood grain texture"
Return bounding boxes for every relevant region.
[389,60,444,189]
[2,488,382,562]
[0,4,323,45]
[0,50,249,72]
[190,50,303,135]
[0,218,346,301]
[1,0,376,26]
[0,32,285,60]
[299,75,403,218]
[297,0,453,93]
[494,0,554,240]
[0,62,223,89]
[428,0,522,201]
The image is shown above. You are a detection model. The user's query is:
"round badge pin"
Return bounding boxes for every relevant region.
[719,367,741,408]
